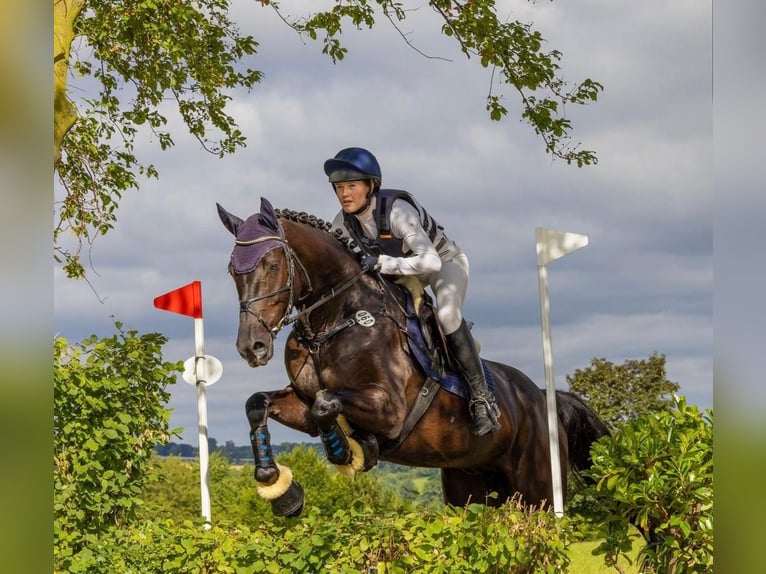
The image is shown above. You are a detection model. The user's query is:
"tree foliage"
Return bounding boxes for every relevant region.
[585,397,714,573]
[284,0,601,162]
[53,0,261,278]
[566,353,681,430]
[142,446,411,526]
[54,0,601,278]
[53,327,182,561]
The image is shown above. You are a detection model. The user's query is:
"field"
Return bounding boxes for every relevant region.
[569,539,641,574]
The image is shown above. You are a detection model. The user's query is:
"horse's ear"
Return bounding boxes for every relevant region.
[258,197,279,232]
[217,203,243,236]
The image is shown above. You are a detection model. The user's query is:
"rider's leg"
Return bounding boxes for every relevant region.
[445,320,500,435]
[433,257,500,436]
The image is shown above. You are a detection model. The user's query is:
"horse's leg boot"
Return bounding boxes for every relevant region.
[446,320,501,436]
[319,421,353,466]
[250,424,280,484]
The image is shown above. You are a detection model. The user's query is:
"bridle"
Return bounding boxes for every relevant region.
[235,234,302,338]
[235,233,366,345]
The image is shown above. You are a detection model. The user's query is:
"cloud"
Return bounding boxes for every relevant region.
[55,0,713,444]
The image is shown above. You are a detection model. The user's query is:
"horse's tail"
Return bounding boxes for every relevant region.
[553,390,610,483]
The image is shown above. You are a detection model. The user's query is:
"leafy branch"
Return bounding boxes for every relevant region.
[431,0,602,165]
[271,0,602,166]
[55,0,261,278]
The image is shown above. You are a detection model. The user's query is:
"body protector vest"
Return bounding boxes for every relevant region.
[343,189,448,257]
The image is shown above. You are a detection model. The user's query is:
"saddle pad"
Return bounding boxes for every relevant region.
[403,293,496,401]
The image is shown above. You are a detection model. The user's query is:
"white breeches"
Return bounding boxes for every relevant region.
[430,252,470,335]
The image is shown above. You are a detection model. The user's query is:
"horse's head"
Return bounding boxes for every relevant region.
[218,197,294,367]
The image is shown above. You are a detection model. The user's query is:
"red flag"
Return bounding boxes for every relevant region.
[154,281,203,318]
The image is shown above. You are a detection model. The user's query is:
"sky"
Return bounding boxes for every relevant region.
[53,0,714,447]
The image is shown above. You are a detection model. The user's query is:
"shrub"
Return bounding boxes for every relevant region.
[56,499,569,573]
[142,446,412,527]
[586,396,713,573]
[53,327,181,568]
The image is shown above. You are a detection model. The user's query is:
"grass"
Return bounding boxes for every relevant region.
[568,538,642,574]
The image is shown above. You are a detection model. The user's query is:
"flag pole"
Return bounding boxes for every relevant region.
[535,228,589,517]
[194,316,212,527]
[154,280,222,528]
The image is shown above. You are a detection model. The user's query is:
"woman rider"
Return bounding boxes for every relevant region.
[324,147,500,436]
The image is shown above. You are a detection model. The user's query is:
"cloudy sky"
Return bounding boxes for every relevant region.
[54,0,713,446]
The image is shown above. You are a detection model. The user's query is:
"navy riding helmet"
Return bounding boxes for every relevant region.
[323,147,382,186]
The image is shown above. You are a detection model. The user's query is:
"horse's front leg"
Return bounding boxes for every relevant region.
[245,387,315,517]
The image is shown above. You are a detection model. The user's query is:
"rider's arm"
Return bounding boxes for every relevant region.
[378,200,442,276]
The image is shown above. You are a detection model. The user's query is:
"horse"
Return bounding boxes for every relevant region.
[217,197,609,517]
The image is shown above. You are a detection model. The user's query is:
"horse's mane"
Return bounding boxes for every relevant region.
[275,208,358,252]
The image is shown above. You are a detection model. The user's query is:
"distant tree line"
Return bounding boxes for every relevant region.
[155,439,322,463]
[155,440,443,508]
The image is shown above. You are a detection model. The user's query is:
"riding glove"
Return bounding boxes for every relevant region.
[360,255,380,273]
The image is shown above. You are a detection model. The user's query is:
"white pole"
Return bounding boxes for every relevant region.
[537,263,565,517]
[535,228,589,518]
[194,317,212,527]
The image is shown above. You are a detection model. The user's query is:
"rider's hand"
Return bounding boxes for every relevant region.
[360,255,380,273]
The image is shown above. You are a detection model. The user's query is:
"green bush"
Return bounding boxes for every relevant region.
[141,446,411,527]
[585,396,713,573]
[53,327,182,567]
[57,500,569,573]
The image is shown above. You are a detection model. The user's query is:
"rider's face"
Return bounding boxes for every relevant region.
[334,180,371,214]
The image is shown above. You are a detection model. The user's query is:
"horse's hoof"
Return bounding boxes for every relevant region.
[354,432,380,472]
[270,480,305,518]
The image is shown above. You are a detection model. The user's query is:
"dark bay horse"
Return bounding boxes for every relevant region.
[217,197,608,517]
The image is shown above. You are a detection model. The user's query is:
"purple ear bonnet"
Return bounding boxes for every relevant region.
[231,197,283,274]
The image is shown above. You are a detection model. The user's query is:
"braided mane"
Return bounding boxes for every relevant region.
[275,208,358,251]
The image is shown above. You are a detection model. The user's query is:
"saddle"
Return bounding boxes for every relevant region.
[393,277,496,399]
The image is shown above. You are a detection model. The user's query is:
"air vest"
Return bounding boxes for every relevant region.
[343,189,447,257]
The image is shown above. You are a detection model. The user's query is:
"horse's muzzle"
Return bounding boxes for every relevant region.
[238,337,273,367]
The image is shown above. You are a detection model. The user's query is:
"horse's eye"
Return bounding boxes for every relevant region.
[269,261,280,271]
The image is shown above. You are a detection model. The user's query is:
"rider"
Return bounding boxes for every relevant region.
[324,146,500,436]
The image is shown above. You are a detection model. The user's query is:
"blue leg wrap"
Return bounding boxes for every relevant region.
[320,421,352,465]
[250,424,277,470]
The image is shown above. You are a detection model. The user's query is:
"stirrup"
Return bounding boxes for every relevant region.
[469,397,500,434]
[470,396,500,422]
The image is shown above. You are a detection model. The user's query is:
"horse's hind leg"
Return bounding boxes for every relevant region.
[245,387,314,517]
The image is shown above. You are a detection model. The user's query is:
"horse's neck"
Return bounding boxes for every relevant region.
[284,221,359,302]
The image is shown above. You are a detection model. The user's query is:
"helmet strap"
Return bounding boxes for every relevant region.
[350,181,375,216]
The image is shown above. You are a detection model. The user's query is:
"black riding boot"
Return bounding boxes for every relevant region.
[446,320,500,436]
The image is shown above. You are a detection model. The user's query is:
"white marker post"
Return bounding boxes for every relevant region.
[154,281,222,527]
[181,327,223,527]
[535,228,589,517]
